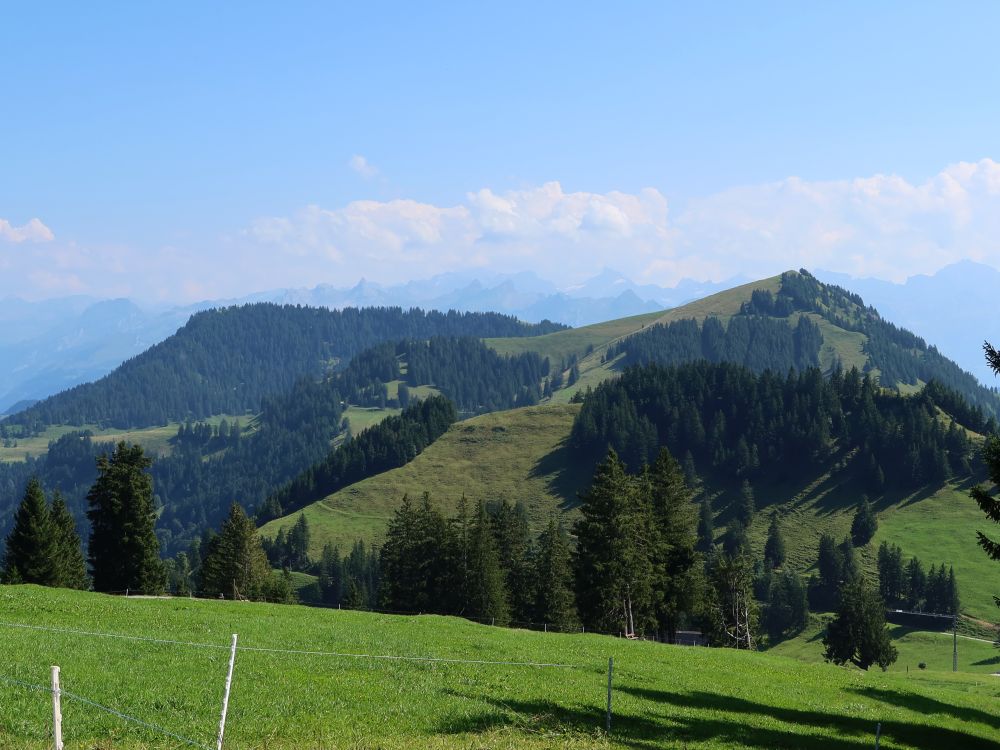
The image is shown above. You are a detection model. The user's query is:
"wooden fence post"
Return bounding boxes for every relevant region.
[51,666,63,750]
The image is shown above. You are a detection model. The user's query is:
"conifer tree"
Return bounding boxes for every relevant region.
[823,579,897,670]
[490,500,534,622]
[876,541,904,606]
[87,442,165,593]
[50,491,87,589]
[574,450,658,635]
[763,514,786,569]
[851,497,878,546]
[696,498,714,553]
[466,501,510,625]
[3,478,57,585]
[533,516,579,630]
[736,480,755,528]
[648,448,699,642]
[199,502,272,600]
[971,340,1000,612]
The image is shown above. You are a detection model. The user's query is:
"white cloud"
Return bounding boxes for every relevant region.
[9,159,1000,302]
[348,154,379,180]
[674,159,1000,282]
[0,218,54,243]
[249,157,1000,287]
[248,182,673,284]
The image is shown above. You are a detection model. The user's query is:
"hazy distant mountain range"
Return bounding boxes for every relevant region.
[814,260,1000,386]
[2,261,995,415]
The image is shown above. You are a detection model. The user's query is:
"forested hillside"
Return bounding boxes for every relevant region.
[7,305,563,430]
[571,361,974,491]
[0,334,553,553]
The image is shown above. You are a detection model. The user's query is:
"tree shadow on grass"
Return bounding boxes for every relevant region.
[850,685,1000,732]
[434,685,998,750]
[616,685,999,750]
[972,654,1000,666]
[529,439,591,510]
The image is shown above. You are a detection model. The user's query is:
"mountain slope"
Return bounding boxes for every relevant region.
[9,305,564,430]
[260,404,583,553]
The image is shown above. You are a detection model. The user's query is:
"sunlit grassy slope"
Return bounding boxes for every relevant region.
[268,399,1000,624]
[770,614,999,675]
[261,404,583,556]
[1,585,998,750]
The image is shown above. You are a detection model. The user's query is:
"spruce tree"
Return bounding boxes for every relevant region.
[763,514,786,569]
[696,498,714,553]
[850,497,878,546]
[574,450,658,635]
[533,516,579,630]
[3,478,57,585]
[50,491,87,589]
[971,342,1000,612]
[490,500,535,622]
[736,480,755,528]
[648,448,699,642]
[87,442,165,594]
[823,579,897,670]
[466,501,510,625]
[199,502,272,600]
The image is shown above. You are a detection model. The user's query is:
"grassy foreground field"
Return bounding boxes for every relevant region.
[1,585,998,750]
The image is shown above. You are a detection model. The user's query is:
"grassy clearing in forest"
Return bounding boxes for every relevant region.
[0,585,998,750]
[0,415,253,463]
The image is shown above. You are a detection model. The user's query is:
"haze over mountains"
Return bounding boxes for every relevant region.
[0,270,744,415]
[2,261,996,416]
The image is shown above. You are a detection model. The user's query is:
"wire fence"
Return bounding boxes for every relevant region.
[0,615,605,749]
[0,672,212,749]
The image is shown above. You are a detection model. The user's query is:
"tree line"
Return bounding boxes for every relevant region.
[3,442,295,603]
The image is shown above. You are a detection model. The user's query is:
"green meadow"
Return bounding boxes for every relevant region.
[0,414,254,463]
[0,585,998,749]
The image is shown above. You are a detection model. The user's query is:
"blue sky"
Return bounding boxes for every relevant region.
[4,2,1000,301]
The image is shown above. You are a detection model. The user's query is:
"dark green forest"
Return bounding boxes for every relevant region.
[608,313,822,373]
[340,337,550,413]
[7,304,563,431]
[571,361,974,493]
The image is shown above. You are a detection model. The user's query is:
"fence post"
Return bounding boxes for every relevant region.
[216,634,238,750]
[605,657,614,732]
[874,722,881,749]
[51,666,63,750]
